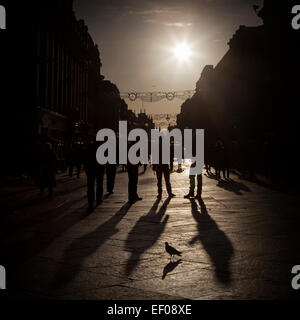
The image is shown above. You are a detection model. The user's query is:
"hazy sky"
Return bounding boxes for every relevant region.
[74,0,263,114]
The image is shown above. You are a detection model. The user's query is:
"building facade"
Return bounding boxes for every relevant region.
[1,0,142,175]
[176,1,291,178]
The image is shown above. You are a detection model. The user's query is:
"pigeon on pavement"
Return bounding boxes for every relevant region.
[165,242,182,259]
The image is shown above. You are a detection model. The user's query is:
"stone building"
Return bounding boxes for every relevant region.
[176,0,290,178]
[0,1,135,175]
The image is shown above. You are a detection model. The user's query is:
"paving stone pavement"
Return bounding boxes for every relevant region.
[1,165,300,300]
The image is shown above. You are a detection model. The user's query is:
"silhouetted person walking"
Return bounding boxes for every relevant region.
[153,140,175,198]
[39,142,57,198]
[69,145,83,178]
[127,163,142,203]
[106,164,117,194]
[74,145,83,178]
[184,160,202,199]
[67,146,75,177]
[215,137,224,180]
[84,141,105,213]
[127,141,142,203]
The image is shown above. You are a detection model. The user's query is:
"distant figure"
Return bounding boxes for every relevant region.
[184,160,202,199]
[67,146,82,178]
[39,143,57,198]
[106,164,117,194]
[205,142,213,174]
[153,140,175,198]
[84,141,105,213]
[72,145,83,178]
[215,137,225,180]
[75,145,83,178]
[222,142,230,179]
[217,139,230,180]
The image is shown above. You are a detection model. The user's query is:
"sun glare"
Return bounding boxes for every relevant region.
[173,43,192,61]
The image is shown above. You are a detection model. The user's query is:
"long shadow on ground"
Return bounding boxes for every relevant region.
[124,197,171,277]
[216,178,251,195]
[53,202,132,289]
[189,198,234,284]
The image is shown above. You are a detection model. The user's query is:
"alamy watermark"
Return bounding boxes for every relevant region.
[0,4,6,29]
[291,265,300,290]
[96,121,204,175]
[0,265,5,289]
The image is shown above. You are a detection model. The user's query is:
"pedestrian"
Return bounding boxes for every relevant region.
[127,162,143,203]
[67,146,75,178]
[153,140,175,198]
[215,137,224,180]
[184,160,203,199]
[39,142,57,198]
[205,141,213,174]
[222,141,230,179]
[84,141,105,213]
[106,163,117,194]
[127,141,142,203]
[74,145,83,178]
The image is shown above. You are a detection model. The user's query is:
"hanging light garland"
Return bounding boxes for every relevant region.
[121,90,195,102]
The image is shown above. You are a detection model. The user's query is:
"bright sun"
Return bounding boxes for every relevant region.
[173,43,192,61]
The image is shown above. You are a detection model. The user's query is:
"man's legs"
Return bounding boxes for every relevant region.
[128,167,140,202]
[196,174,202,198]
[107,164,117,193]
[163,166,173,195]
[184,175,195,198]
[96,166,105,204]
[87,174,95,212]
[69,164,73,177]
[156,168,163,196]
[76,164,81,178]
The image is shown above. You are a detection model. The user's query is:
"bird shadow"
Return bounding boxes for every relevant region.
[162,259,182,279]
[124,197,171,277]
[189,198,234,284]
[52,202,132,289]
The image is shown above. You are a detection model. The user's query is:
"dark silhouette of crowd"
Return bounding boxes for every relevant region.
[35,134,263,214]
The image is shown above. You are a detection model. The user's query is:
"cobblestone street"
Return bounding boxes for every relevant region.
[1,165,300,299]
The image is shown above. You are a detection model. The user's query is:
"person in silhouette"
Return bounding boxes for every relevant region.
[215,137,224,180]
[67,146,75,177]
[84,141,105,213]
[205,141,213,174]
[39,142,57,198]
[127,142,142,203]
[106,164,117,194]
[153,139,175,198]
[218,140,230,180]
[127,162,142,203]
[74,145,83,178]
[184,160,202,199]
[69,144,83,178]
